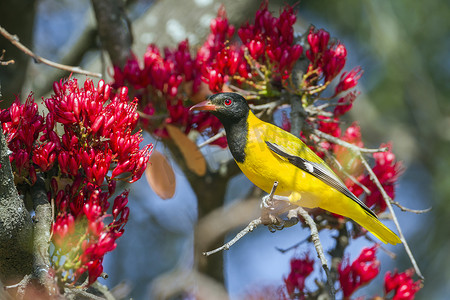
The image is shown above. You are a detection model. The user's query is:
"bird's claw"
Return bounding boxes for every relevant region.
[261,195,274,209]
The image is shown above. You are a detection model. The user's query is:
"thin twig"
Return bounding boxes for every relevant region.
[359,154,424,280]
[392,201,432,214]
[202,218,262,257]
[364,236,397,259]
[0,26,101,78]
[198,130,226,148]
[228,84,258,97]
[0,49,15,65]
[249,100,284,111]
[275,237,309,253]
[294,207,336,299]
[314,129,389,153]
[325,152,372,195]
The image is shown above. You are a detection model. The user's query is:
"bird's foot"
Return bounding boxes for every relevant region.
[261,195,274,209]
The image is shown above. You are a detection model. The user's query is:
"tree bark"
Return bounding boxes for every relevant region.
[91,0,134,68]
[0,128,33,286]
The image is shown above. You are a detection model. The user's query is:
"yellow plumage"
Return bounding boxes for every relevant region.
[237,111,400,245]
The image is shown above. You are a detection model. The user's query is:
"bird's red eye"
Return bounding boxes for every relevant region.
[224,98,232,106]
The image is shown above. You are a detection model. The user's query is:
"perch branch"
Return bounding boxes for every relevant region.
[202,218,262,257]
[203,181,280,256]
[0,26,101,77]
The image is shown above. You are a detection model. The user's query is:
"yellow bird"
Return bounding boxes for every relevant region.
[191,92,400,245]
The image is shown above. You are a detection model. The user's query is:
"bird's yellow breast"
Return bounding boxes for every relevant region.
[236,111,342,209]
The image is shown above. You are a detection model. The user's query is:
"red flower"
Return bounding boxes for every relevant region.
[87,259,103,286]
[338,246,380,298]
[385,269,421,300]
[306,27,348,83]
[32,142,57,172]
[1,93,44,176]
[284,255,314,297]
[334,67,363,96]
[238,1,302,78]
[334,91,359,117]
[52,213,75,248]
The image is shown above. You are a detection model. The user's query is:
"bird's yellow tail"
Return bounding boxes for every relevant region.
[319,194,401,245]
[354,212,401,245]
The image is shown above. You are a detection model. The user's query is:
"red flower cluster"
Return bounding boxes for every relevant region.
[338,246,380,298]
[0,93,44,182]
[44,78,151,184]
[198,6,247,92]
[1,78,151,285]
[113,2,305,149]
[113,39,225,146]
[305,27,362,98]
[238,2,302,79]
[306,27,346,83]
[284,255,315,298]
[385,269,422,300]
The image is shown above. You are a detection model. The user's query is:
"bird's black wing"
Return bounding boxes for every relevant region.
[265,141,377,218]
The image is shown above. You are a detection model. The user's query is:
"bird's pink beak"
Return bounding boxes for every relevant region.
[190,100,217,111]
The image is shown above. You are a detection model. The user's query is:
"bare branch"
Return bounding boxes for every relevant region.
[295,207,336,299]
[0,26,102,77]
[198,130,226,148]
[249,100,284,111]
[275,237,309,253]
[392,201,432,214]
[314,129,389,153]
[364,236,397,259]
[203,218,262,257]
[0,49,14,65]
[359,154,424,280]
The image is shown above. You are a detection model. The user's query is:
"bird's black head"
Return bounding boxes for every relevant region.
[190,92,249,125]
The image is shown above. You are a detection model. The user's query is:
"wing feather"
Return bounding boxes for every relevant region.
[265,141,377,218]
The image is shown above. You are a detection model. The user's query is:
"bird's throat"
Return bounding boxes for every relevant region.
[222,112,249,163]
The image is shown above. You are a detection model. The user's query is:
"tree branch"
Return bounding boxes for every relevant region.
[91,0,133,68]
[294,207,336,299]
[0,25,102,78]
[0,127,33,287]
[314,129,389,153]
[359,154,424,280]
[30,174,56,295]
[202,218,262,257]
